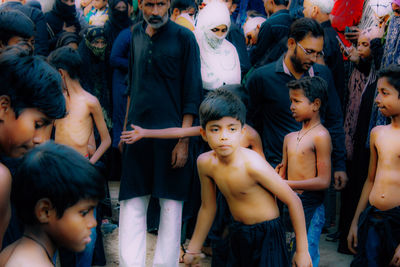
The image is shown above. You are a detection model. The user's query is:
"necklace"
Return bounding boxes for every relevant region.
[23,234,54,266]
[296,122,321,149]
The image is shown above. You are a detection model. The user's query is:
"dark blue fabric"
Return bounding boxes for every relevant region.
[246,55,346,171]
[227,18,251,77]
[289,0,304,19]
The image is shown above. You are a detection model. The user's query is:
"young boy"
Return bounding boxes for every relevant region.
[276,76,332,266]
[347,64,400,266]
[0,142,105,266]
[183,89,312,267]
[0,47,66,248]
[85,0,109,26]
[48,46,111,164]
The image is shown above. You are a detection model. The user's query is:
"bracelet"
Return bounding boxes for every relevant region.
[185,250,202,255]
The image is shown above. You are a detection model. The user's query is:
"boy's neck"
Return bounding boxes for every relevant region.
[23,226,56,262]
[391,114,400,128]
[64,78,82,96]
[215,147,241,165]
[301,115,321,130]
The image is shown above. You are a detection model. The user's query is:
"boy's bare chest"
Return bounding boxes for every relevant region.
[287,134,316,160]
[376,136,400,165]
[211,165,256,197]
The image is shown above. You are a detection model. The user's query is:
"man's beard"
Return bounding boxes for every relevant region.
[290,47,313,74]
[143,13,169,29]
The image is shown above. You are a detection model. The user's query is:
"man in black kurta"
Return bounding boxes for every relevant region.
[119,0,202,265]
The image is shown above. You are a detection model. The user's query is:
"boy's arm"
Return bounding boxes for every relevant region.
[120,125,201,144]
[286,132,332,190]
[0,165,11,250]
[88,97,111,164]
[347,128,378,254]
[275,135,289,179]
[250,155,311,267]
[242,124,265,159]
[185,155,217,263]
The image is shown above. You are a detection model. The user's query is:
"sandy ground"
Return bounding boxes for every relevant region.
[95,182,353,267]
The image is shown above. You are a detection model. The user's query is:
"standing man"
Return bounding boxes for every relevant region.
[119,0,202,266]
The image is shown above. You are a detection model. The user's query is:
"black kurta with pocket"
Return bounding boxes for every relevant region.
[119,20,202,201]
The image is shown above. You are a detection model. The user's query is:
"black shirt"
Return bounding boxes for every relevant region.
[227,18,251,77]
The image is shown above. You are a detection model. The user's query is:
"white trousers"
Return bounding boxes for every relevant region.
[119,195,183,267]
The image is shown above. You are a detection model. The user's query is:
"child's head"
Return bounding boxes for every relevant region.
[375,64,400,117]
[287,76,328,122]
[93,0,108,10]
[199,88,246,129]
[56,32,80,50]
[12,141,105,251]
[219,84,249,110]
[170,0,196,21]
[0,10,35,54]
[0,47,66,158]
[48,46,82,81]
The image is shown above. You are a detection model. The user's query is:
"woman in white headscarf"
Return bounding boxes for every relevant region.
[195,1,241,91]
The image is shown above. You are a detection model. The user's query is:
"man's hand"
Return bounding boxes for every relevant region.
[120,124,145,144]
[292,251,312,267]
[390,244,400,266]
[171,138,189,168]
[275,163,286,179]
[63,22,76,33]
[183,252,205,267]
[347,222,358,254]
[334,171,348,190]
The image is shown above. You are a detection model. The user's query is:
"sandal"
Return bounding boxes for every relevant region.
[179,244,186,263]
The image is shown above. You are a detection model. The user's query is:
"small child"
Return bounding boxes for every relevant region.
[276,76,332,266]
[85,0,109,26]
[347,64,400,266]
[48,46,111,164]
[0,47,66,249]
[0,142,105,266]
[183,89,312,267]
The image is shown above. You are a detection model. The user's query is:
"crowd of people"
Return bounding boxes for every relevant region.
[0,0,399,266]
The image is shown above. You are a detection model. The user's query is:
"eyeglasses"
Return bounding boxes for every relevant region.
[296,42,324,58]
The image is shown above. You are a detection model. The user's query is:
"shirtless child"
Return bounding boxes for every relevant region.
[347,65,400,266]
[276,76,331,266]
[0,142,104,266]
[183,89,311,267]
[48,46,111,164]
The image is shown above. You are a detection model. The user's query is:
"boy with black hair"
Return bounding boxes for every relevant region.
[183,89,312,267]
[276,76,331,266]
[0,141,105,266]
[170,0,196,21]
[0,47,66,248]
[48,46,111,163]
[347,64,400,266]
[0,10,35,54]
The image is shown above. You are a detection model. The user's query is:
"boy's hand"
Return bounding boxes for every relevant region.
[347,222,358,254]
[120,124,144,144]
[292,251,312,267]
[390,244,400,266]
[183,252,205,267]
[63,22,76,33]
[275,163,286,179]
[334,171,348,190]
[171,138,189,168]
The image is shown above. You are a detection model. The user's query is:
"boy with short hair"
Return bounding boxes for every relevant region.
[48,46,111,164]
[276,76,331,266]
[183,89,312,267]
[347,64,400,266]
[0,141,105,266]
[0,47,66,248]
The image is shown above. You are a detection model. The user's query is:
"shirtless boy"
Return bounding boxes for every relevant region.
[0,47,66,249]
[276,76,331,266]
[347,65,400,266]
[183,89,312,267]
[0,142,105,266]
[48,46,111,164]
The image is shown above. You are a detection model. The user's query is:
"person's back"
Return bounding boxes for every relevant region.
[348,65,400,266]
[48,46,111,163]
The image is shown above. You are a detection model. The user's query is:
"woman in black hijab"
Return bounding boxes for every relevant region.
[103,0,131,50]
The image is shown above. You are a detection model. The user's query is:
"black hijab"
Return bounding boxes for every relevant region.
[104,0,131,47]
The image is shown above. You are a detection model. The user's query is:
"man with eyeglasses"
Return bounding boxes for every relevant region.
[246,17,346,264]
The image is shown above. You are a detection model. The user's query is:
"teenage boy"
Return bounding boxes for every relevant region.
[183,89,312,267]
[276,76,331,266]
[0,47,66,248]
[0,142,105,266]
[48,46,111,163]
[347,64,400,266]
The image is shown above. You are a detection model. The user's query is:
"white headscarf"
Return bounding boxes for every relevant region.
[195,1,241,90]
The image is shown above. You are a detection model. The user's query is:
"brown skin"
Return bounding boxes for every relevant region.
[139,0,170,37]
[347,77,400,265]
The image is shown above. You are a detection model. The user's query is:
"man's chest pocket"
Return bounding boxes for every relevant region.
[153,53,181,79]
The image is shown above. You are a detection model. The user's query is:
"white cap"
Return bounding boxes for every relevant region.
[243,17,266,35]
[309,0,334,14]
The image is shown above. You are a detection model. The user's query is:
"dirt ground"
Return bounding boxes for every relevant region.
[96,182,353,267]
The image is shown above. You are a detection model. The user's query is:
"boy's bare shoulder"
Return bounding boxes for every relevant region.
[285,131,298,140]
[197,151,216,168]
[1,241,53,267]
[0,163,11,191]
[241,147,269,170]
[313,125,331,142]
[82,90,100,108]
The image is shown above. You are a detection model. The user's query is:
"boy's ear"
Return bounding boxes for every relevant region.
[0,95,11,121]
[35,198,55,223]
[313,98,321,111]
[200,127,208,142]
[172,8,181,18]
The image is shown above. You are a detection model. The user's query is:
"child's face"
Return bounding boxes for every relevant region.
[375,77,400,117]
[289,89,316,122]
[0,105,53,158]
[48,199,98,252]
[201,116,243,157]
[357,35,371,59]
[93,0,107,10]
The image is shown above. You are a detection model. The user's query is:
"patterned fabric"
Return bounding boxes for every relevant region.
[344,65,376,160]
[381,15,400,67]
